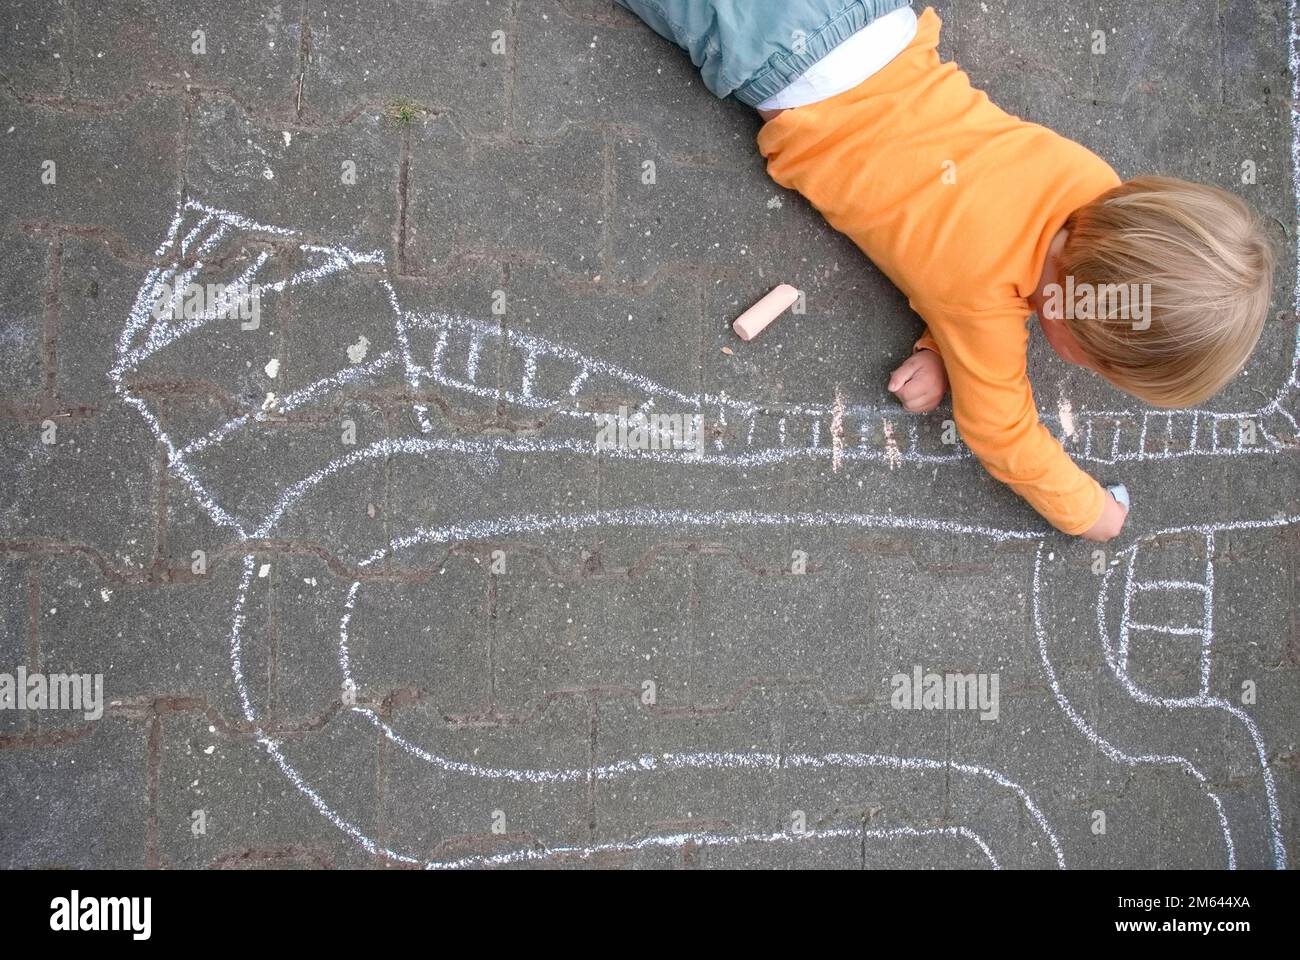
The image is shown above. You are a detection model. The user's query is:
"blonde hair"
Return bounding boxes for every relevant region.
[1058,175,1276,407]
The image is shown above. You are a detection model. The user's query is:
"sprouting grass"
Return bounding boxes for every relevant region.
[385,97,423,125]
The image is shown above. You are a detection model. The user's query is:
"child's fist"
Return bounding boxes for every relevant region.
[887,348,948,413]
[1082,489,1128,542]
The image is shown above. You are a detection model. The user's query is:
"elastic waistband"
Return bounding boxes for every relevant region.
[734,0,913,107]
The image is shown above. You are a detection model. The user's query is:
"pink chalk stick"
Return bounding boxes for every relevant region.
[732,284,800,341]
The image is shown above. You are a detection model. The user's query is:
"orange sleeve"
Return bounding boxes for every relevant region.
[914,326,941,355]
[922,303,1106,535]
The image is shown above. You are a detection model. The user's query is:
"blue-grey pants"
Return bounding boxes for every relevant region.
[614,0,911,106]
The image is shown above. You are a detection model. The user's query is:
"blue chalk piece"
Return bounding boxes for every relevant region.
[1105,483,1130,511]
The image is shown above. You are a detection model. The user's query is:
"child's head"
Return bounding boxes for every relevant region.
[1042,175,1275,408]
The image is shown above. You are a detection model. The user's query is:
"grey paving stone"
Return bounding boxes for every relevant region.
[686,552,876,706]
[611,133,793,281]
[35,553,249,725]
[556,0,641,27]
[156,710,375,868]
[929,0,960,62]
[0,0,70,96]
[1203,773,1277,869]
[0,228,49,403]
[869,545,1036,691]
[0,553,32,736]
[185,407,393,561]
[386,455,597,571]
[1121,633,1205,698]
[297,0,510,134]
[406,114,605,275]
[65,0,301,109]
[0,93,183,244]
[276,266,420,402]
[775,691,951,805]
[1224,0,1292,107]
[489,549,699,710]
[952,0,1033,117]
[592,691,787,845]
[376,693,591,865]
[1060,768,1189,869]
[0,406,160,569]
[594,449,801,570]
[1093,0,1221,106]
[490,552,610,705]
[54,235,149,406]
[338,552,492,715]
[515,0,757,158]
[496,263,705,406]
[574,556,697,701]
[1090,658,1234,782]
[1277,762,1299,866]
[947,681,1117,815]
[217,554,353,727]
[151,396,256,563]
[186,97,402,253]
[0,717,148,868]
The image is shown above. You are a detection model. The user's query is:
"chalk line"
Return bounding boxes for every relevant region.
[1031,544,1238,868]
[1103,533,1287,869]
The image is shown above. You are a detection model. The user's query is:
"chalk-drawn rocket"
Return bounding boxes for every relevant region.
[112,199,1293,869]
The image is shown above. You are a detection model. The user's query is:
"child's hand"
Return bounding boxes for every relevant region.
[887,348,948,412]
[1081,489,1128,542]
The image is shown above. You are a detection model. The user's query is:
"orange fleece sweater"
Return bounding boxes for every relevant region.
[756,6,1119,535]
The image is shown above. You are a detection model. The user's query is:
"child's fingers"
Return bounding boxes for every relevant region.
[887,354,926,392]
[897,377,937,412]
[901,389,939,413]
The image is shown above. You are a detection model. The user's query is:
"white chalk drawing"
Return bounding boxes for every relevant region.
[119,213,1300,512]
[106,193,1297,869]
